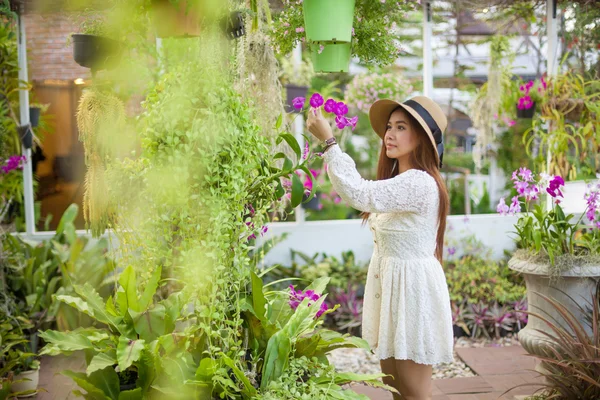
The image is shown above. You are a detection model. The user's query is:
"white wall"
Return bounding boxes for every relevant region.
[257,213,519,266]
[20,214,520,267]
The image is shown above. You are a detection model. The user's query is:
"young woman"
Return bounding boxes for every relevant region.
[306,96,453,400]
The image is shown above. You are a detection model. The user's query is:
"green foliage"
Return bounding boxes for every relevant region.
[270,0,417,66]
[445,256,525,305]
[264,250,368,293]
[1,204,116,333]
[508,285,600,399]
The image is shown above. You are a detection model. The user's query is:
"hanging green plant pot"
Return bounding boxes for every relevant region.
[72,34,122,71]
[312,43,351,73]
[303,0,355,43]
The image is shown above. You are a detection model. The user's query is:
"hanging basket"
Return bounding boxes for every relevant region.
[29,107,41,128]
[303,0,355,43]
[543,98,585,121]
[516,102,536,119]
[221,11,245,40]
[312,43,351,73]
[17,124,33,149]
[72,34,123,71]
[151,0,202,38]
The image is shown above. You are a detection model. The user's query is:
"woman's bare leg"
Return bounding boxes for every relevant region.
[394,359,433,400]
[380,358,403,400]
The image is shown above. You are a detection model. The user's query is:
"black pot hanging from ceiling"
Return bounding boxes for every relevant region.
[17,124,33,150]
[72,34,123,71]
[29,107,41,128]
[221,11,245,40]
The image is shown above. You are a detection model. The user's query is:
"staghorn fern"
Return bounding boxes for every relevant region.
[77,88,125,237]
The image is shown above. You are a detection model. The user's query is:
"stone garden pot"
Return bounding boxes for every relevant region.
[11,369,39,397]
[509,257,600,371]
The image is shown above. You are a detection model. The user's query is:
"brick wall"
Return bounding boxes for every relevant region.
[24,13,90,81]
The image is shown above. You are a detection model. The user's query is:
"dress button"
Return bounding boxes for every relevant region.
[375,274,379,279]
[373,240,377,244]
[375,294,380,299]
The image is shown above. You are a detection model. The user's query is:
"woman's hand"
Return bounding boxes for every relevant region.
[306,107,334,142]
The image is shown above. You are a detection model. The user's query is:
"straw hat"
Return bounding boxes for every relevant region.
[368,96,447,168]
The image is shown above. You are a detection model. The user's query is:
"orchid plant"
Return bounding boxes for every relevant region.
[497,167,600,266]
[270,0,417,66]
[0,155,27,224]
[293,92,358,130]
[516,77,546,111]
[344,69,413,115]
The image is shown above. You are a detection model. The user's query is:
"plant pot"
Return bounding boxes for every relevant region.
[508,256,600,373]
[285,84,308,113]
[29,107,41,128]
[302,192,321,211]
[72,34,123,71]
[303,0,355,43]
[452,324,467,338]
[221,11,245,40]
[151,0,202,38]
[516,103,536,119]
[312,43,351,73]
[17,124,32,149]
[11,369,39,396]
[544,98,585,121]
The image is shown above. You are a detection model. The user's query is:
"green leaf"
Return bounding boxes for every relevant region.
[260,331,291,390]
[533,230,542,253]
[282,157,293,172]
[304,277,330,294]
[72,284,124,333]
[280,133,301,159]
[56,204,78,236]
[195,358,217,382]
[130,305,166,342]
[290,173,304,208]
[62,368,119,400]
[273,152,286,160]
[251,272,267,321]
[87,352,117,375]
[139,266,161,311]
[275,113,283,130]
[117,337,145,371]
[221,354,258,398]
[118,388,142,400]
[118,266,140,313]
[275,180,285,199]
[39,330,94,354]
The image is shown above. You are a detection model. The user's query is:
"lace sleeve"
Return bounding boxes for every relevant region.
[323,145,438,214]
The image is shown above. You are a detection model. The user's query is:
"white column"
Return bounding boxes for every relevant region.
[292,43,305,223]
[422,1,433,98]
[17,12,35,235]
[546,0,558,210]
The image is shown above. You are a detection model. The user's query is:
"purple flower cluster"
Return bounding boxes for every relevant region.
[1,155,27,174]
[497,167,566,216]
[292,93,358,131]
[289,285,329,318]
[516,77,546,111]
[584,182,600,229]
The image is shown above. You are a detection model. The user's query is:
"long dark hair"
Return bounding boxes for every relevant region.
[361,108,449,263]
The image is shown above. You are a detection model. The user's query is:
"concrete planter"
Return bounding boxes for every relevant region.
[509,256,600,368]
[11,369,39,397]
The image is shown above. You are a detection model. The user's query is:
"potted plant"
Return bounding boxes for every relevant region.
[497,167,600,365]
[71,17,123,72]
[542,72,600,122]
[451,301,470,338]
[0,313,41,397]
[515,78,545,119]
[270,0,416,70]
[303,0,355,43]
[28,103,48,129]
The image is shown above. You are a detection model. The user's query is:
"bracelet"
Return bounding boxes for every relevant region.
[322,137,337,151]
[323,143,337,153]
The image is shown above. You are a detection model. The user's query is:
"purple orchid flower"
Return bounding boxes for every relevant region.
[324,98,337,113]
[292,97,305,110]
[310,93,324,108]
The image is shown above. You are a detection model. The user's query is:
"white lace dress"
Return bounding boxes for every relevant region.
[323,145,454,365]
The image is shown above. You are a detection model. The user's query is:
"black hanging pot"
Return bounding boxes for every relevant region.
[516,102,536,119]
[72,34,123,71]
[285,84,309,113]
[17,124,33,149]
[221,11,245,40]
[302,192,321,211]
[29,107,41,128]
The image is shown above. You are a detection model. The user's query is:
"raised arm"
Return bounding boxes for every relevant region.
[323,145,437,214]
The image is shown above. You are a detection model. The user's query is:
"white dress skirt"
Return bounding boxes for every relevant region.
[323,145,454,365]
